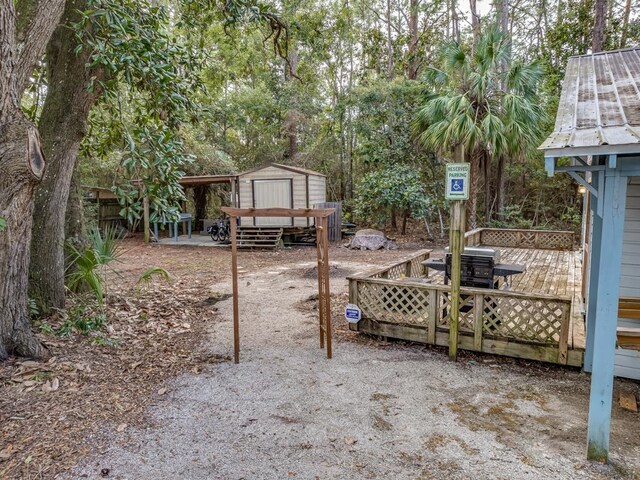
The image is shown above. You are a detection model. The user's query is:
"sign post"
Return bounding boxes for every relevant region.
[445,147,468,361]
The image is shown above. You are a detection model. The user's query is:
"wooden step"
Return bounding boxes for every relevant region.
[236,227,284,249]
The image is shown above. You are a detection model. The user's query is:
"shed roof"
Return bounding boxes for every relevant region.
[540,47,640,157]
[238,163,326,177]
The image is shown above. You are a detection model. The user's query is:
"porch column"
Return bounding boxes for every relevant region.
[586,167,627,462]
[584,172,602,373]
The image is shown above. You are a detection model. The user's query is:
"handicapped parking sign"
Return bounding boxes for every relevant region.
[344,303,362,323]
[445,163,470,200]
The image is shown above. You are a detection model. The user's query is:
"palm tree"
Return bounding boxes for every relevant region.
[414,28,547,228]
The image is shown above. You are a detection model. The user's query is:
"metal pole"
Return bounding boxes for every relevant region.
[230,216,240,364]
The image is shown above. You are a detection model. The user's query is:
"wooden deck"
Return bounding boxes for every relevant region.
[425,247,586,350]
[348,228,585,367]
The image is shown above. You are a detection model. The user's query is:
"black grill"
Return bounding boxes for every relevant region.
[445,253,497,289]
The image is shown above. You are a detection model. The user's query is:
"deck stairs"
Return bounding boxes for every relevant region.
[236,227,284,248]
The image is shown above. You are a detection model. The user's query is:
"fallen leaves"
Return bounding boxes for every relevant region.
[0,263,224,479]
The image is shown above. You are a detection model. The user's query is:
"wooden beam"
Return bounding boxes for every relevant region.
[448,143,466,362]
[222,207,335,218]
[584,178,602,373]
[230,217,240,364]
[586,167,627,462]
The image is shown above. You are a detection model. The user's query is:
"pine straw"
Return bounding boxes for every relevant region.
[0,278,227,479]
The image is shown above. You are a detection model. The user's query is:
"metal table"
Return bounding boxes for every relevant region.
[154,213,193,242]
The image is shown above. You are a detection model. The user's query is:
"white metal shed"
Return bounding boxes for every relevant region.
[236,163,326,227]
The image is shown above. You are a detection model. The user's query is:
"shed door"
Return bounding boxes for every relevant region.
[253,179,293,226]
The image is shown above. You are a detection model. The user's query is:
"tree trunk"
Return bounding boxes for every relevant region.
[64,164,87,253]
[1,0,66,359]
[0,121,49,359]
[592,0,606,53]
[193,185,210,231]
[469,0,481,48]
[390,206,397,230]
[467,147,478,229]
[386,0,394,78]
[483,151,491,222]
[30,0,101,312]
[408,0,419,80]
[402,209,409,235]
[451,0,460,42]
[284,46,298,161]
[620,0,631,48]
[496,155,506,218]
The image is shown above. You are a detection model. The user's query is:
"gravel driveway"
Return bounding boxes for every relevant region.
[70,257,639,480]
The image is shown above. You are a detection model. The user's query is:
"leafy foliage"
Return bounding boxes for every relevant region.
[355,164,432,227]
[76,0,204,224]
[0,216,6,232]
[65,226,121,306]
[136,267,172,290]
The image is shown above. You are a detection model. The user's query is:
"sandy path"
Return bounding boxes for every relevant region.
[70,258,637,480]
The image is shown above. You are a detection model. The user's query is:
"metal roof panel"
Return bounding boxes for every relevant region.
[541,47,640,156]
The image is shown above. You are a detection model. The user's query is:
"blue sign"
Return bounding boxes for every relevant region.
[344,303,362,323]
[451,178,464,192]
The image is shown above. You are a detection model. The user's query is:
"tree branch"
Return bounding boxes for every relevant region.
[14,0,65,94]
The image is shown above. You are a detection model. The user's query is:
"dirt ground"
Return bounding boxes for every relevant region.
[1,237,639,479]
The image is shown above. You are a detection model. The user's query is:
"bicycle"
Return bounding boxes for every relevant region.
[207,218,230,242]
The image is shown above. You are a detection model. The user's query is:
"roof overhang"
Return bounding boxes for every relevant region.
[539,47,640,164]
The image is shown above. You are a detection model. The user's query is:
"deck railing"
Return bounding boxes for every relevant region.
[348,247,576,366]
[465,228,575,251]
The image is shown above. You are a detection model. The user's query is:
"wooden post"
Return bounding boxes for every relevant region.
[448,143,466,361]
[316,217,325,349]
[143,196,150,244]
[322,217,332,359]
[230,178,237,207]
[584,173,602,373]
[230,215,240,364]
[586,167,627,462]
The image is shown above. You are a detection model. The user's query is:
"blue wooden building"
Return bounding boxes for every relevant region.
[541,47,640,462]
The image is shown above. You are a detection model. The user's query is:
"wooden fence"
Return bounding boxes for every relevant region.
[348,234,581,366]
[314,202,342,242]
[466,228,574,250]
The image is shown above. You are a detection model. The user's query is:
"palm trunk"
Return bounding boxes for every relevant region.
[483,151,491,222]
[496,155,506,218]
[467,151,478,229]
